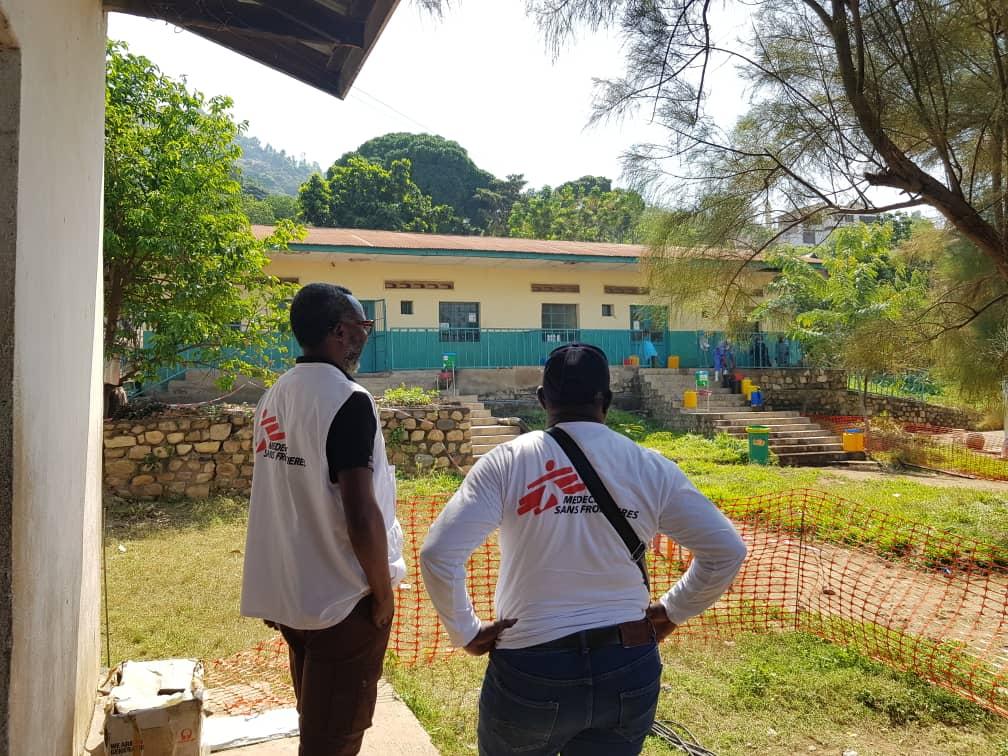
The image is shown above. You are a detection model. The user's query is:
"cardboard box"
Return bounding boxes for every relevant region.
[103,659,209,756]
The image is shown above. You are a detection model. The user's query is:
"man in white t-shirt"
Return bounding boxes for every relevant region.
[241,283,406,756]
[420,343,747,756]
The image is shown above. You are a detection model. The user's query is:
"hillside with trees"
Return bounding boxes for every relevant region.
[236,134,320,197]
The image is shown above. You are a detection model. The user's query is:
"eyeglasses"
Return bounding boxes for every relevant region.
[340,319,374,334]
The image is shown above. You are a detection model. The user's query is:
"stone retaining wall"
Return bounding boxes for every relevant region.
[104,403,475,499]
[741,369,979,428]
[103,406,255,500]
[380,405,474,474]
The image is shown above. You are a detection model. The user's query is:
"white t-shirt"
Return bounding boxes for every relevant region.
[420,421,747,649]
[240,362,405,630]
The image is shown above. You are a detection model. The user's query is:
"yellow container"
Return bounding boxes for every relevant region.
[842,429,865,452]
[667,355,680,369]
[628,355,640,366]
[682,389,698,409]
[741,378,753,399]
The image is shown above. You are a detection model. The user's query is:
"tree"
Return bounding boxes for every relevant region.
[475,174,528,237]
[298,155,468,232]
[753,224,928,422]
[241,193,276,225]
[507,180,647,242]
[529,1,1008,295]
[339,133,497,229]
[265,193,300,221]
[896,225,1008,402]
[298,173,332,225]
[104,41,300,409]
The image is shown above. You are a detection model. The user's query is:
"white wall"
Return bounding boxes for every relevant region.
[0,1,106,753]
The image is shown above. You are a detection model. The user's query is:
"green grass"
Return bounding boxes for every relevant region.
[520,410,1008,553]
[102,495,274,664]
[386,633,1008,756]
[101,415,1008,752]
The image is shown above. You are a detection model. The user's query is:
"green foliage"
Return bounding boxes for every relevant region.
[234,133,320,196]
[507,179,647,243]
[240,193,276,225]
[475,173,528,236]
[298,155,467,232]
[896,226,1008,403]
[341,133,497,229]
[753,225,928,381]
[529,0,1008,314]
[103,41,302,391]
[380,384,441,407]
[264,193,299,221]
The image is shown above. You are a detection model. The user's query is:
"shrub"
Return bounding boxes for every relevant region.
[380,383,441,407]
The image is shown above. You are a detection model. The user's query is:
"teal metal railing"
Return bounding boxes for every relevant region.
[133,328,809,377]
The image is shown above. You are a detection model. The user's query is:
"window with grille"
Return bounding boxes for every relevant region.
[541,303,578,342]
[601,304,614,317]
[438,301,480,342]
[630,304,666,343]
[400,300,413,315]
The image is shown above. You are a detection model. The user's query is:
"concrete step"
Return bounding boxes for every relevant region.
[440,394,480,403]
[470,416,503,427]
[683,410,801,420]
[714,417,812,428]
[724,427,828,437]
[471,434,521,447]
[768,441,844,453]
[470,425,522,437]
[776,450,866,467]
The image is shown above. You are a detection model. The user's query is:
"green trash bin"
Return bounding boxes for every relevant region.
[746,425,770,465]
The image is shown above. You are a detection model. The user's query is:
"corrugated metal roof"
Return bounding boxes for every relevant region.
[252,225,645,259]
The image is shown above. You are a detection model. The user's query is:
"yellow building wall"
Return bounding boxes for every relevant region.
[265,254,722,331]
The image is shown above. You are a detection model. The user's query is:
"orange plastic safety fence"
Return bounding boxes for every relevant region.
[208,490,1008,718]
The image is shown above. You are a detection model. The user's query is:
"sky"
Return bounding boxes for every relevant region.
[107,4,732,191]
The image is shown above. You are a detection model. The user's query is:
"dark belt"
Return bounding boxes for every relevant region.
[533,619,655,651]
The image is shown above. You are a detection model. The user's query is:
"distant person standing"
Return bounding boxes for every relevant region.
[641,337,659,368]
[241,283,406,756]
[775,336,791,367]
[713,339,735,382]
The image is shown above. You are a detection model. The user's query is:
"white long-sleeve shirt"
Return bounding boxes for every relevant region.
[420,421,747,649]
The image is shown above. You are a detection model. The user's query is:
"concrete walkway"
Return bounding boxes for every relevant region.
[229,681,439,754]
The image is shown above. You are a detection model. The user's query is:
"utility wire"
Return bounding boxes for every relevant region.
[650,720,718,755]
[351,87,438,133]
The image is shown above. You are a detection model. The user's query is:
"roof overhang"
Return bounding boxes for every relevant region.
[104,0,401,99]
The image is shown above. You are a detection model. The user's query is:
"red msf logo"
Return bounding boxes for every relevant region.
[255,410,286,453]
[517,460,586,516]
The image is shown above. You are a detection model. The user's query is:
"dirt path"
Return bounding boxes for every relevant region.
[819,465,1008,493]
[725,525,1008,684]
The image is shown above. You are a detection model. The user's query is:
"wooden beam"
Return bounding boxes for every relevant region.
[103,0,365,47]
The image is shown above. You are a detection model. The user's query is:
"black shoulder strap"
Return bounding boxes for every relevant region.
[545,426,649,589]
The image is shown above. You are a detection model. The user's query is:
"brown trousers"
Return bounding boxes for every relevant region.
[279,595,392,756]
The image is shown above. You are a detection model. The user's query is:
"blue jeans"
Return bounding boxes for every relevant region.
[478,638,662,755]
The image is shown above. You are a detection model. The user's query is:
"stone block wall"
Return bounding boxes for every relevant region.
[379,405,474,474]
[741,369,978,428]
[103,403,476,500]
[103,406,254,500]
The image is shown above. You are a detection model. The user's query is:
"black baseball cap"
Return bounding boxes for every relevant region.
[541,343,611,405]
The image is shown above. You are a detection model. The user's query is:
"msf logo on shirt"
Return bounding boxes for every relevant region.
[256,410,307,467]
[517,460,587,516]
[255,411,285,454]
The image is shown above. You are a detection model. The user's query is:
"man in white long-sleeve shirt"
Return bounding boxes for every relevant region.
[420,343,747,756]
